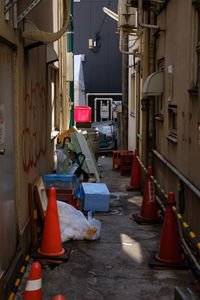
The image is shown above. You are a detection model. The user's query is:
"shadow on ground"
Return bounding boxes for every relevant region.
[15,156,197,300]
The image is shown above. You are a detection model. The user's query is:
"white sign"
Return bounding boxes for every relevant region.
[101,105,109,119]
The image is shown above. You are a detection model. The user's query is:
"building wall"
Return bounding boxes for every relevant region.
[74,0,122,94]
[155,0,200,235]
[125,0,200,247]
[0,0,69,297]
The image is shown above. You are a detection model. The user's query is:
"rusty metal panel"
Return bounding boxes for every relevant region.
[0,42,17,273]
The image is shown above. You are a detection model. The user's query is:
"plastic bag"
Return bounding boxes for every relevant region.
[87,211,101,240]
[57,201,101,242]
[55,149,72,174]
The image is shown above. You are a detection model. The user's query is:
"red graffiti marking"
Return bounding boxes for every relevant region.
[22,81,47,173]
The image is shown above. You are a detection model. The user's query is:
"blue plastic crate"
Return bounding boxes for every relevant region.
[82,183,110,212]
[43,174,79,198]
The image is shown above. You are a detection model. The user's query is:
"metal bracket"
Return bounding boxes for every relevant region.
[17,0,41,23]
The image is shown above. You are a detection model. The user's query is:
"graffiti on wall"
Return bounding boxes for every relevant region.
[22,81,47,173]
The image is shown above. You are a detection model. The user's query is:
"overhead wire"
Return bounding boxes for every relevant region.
[90,0,112,53]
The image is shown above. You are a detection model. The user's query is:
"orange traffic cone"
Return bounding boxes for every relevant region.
[23,262,42,300]
[127,148,141,190]
[149,192,189,269]
[131,167,163,224]
[53,296,66,300]
[34,187,71,262]
[38,187,65,257]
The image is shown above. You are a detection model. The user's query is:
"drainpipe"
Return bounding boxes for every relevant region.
[136,61,140,149]
[140,12,150,168]
[119,28,140,56]
[67,0,74,128]
[22,0,71,42]
[138,0,159,29]
[121,33,129,149]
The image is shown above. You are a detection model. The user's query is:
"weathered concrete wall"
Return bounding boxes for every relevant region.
[0,0,69,297]
[155,0,200,235]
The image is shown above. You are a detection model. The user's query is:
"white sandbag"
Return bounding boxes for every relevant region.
[57,201,101,242]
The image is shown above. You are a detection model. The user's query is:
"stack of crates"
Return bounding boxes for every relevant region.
[43,174,80,209]
[120,151,134,176]
[112,150,121,170]
[112,150,132,171]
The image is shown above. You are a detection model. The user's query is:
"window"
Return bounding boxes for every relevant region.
[155,95,163,120]
[167,105,177,142]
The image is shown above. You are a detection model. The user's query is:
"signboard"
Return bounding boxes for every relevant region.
[100,103,109,119]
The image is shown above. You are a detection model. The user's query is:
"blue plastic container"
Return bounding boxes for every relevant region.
[43,174,79,198]
[81,182,110,211]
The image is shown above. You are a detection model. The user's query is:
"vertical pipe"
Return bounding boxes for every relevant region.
[68,0,74,128]
[141,12,150,167]
[136,61,140,149]
[121,34,128,149]
[13,48,19,242]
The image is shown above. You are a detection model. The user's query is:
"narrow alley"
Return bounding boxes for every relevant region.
[15,156,196,300]
[1,1,200,299]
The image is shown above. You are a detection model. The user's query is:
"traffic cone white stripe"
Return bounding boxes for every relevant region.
[25,279,42,291]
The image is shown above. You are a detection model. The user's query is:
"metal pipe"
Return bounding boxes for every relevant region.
[140,12,150,168]
[153,149,200,198]
[121,33,129,149]
[4,0,18,14]
[155,0,169,16]
[119,27,140,56]
[128,29,144,48]
[138,0,159,29]
[86,93,122,106]
[136,61,140,149]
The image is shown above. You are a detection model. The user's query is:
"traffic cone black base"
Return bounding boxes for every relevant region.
[31,245,72,263]
[131,214,163,225]
[149,251,189,270]
[126,185,140,191]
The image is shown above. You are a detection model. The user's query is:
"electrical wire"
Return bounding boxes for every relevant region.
[90,0,112,53]
[96,0,112,36]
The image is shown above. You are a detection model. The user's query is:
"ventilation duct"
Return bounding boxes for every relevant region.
[22,0,71,43]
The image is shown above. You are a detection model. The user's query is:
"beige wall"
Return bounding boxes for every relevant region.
[155,0,200,234]
[0,0,70,296]
[156,0,200,183]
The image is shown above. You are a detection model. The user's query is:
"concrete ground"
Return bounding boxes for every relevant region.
[16,156,198,299]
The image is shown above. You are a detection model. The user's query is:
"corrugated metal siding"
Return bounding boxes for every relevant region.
[74,0,122,93]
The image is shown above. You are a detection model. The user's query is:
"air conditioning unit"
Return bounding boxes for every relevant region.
[118,0,137,29]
